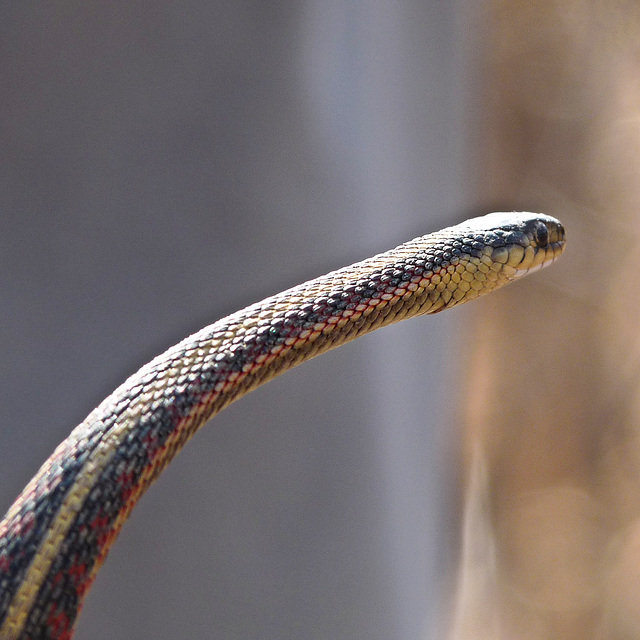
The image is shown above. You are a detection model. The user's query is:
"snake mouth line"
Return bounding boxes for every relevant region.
[512,250,563,278]
[512,261,548,278]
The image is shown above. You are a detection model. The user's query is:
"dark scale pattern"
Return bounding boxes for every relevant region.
[0,414,117,626]
[0,213,566,640]
[20,406,185,638]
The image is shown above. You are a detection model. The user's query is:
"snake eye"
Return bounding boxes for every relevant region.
[534,222,549,247]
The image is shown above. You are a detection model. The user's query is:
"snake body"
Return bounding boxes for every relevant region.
[0,212,565,639]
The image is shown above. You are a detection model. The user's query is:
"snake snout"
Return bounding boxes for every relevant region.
[509,217,566,278]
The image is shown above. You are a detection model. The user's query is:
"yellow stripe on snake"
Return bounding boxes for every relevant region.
[0,212,565,639]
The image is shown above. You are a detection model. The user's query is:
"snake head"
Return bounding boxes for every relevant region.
[463,211,566,280]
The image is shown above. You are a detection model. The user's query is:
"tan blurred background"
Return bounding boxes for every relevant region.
[451,2,640,639]
[1,1,638,639]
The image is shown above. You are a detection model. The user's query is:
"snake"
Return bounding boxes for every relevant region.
[0,211,565,639]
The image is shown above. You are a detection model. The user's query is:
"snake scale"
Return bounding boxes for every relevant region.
[0,212,565,639]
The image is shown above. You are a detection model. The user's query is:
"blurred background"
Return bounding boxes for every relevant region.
[0,1,636,639]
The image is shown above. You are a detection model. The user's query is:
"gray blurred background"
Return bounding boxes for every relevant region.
[0,2,472,638]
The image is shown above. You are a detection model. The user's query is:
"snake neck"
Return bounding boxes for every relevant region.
[0,245,447,640]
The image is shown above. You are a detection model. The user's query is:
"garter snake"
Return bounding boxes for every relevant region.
[0,211,565,639]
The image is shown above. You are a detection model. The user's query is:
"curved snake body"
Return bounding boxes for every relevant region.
[0,212,565,639]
